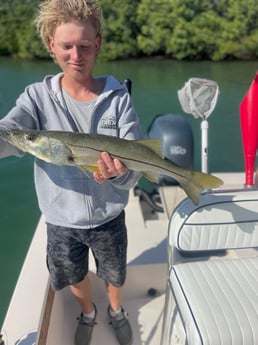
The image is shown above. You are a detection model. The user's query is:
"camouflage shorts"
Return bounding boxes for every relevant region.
[46,211,127,290]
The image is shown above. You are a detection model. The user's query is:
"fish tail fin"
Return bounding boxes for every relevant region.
[180,179,203,206]
[180,171,223,205]
[192,170,223,190]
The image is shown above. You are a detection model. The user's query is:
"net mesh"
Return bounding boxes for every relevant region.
[178,78,219,119]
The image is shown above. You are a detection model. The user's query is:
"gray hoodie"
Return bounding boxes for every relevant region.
[0,73,142,228]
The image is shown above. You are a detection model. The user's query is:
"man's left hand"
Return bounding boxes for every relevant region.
[93,152,128,183]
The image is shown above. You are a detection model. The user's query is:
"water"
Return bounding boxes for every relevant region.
[0,57,257,325]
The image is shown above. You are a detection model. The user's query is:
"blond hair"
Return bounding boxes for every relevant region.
[34,0,103,55]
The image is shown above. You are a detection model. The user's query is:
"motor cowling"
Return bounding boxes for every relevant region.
[147,113,194,185]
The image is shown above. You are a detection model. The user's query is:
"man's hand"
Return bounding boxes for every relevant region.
[93,152,128,183]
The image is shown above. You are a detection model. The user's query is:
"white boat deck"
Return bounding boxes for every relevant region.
[1,172,247,345]
[45,190,169,345]
[1,186,172,345]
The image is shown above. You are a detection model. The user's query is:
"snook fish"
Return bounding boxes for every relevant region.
[2,129,223,205]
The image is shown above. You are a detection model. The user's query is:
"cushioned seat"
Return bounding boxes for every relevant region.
[170,257,258,345]
[161,190,258,345]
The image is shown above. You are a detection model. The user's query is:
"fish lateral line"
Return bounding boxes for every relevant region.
[67,144,190,180]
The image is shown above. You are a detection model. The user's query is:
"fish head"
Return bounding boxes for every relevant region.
[4,129,53,160]
[4,129,38,150]
[3,129,72,165]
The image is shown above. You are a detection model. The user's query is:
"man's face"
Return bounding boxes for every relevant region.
[49,20,101,81]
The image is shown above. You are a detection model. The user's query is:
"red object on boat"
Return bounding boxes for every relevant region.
[240,72,258,186]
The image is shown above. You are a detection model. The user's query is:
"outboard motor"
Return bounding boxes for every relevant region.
[135,114,194,213]
[147,113,194,185]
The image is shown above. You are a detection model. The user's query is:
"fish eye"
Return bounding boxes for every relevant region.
[26,133,36,141]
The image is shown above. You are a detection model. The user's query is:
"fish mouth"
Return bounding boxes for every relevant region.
[0,128,27,151]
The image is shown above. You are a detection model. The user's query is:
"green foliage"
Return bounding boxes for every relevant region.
[168,10,222,60]
[213,0,258,60]
[136,0,258,61]
[0,0,48,59]
[136,0,175,55]
[99,0,141,60]
[0,0,257,61]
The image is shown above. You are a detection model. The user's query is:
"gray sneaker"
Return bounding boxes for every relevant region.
[74,304,97,345]
[108,306,133,345]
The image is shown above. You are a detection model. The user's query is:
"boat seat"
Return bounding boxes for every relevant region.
[162,189,258,345]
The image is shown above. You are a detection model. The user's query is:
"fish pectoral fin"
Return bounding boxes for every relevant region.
[79,165,100,173]
[142,171,158,183]
[136,139,164,158]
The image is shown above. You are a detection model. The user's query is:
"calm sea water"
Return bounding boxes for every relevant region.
[0,57,257,325]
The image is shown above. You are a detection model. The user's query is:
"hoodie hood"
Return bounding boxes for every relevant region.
[43,73,126,106]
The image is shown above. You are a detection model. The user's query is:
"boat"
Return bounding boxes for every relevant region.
[1,76,258,345]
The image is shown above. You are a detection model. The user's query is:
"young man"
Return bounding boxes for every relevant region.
[0,1,142,344]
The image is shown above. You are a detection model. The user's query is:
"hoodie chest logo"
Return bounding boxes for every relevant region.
[100,116,117,130]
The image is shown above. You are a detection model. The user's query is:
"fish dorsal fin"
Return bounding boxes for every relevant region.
[136,139,163,157]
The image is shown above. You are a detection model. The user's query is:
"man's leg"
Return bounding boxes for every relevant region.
[70,274,94,313]
[105,282,121,312]
[72,275,97,345]
[106,282,132,345]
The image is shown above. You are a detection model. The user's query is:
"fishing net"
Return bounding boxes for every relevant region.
[178,78,219,119]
